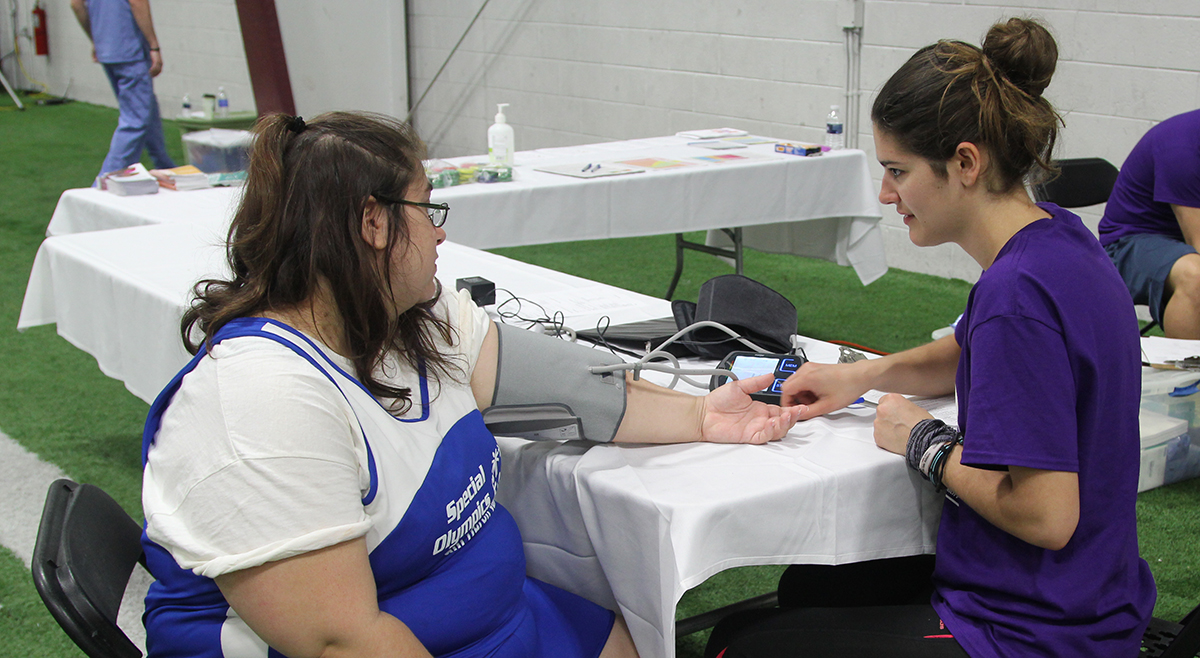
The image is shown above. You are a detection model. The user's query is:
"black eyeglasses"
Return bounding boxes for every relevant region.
[376,195,449,227]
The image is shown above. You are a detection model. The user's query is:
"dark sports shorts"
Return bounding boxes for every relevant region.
[1105,233,1198,324]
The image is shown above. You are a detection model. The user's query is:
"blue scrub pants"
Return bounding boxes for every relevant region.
[98,57,175,178]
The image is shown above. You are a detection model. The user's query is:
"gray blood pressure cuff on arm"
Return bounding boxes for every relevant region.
[483,323,627,442]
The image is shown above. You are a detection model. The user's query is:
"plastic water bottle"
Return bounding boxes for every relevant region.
[825,105,844,150]
[181,93,191,117]
[216,87,229,118]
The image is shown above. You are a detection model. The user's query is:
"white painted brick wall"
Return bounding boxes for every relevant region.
[408,0,1200,283]
[0,0,254,120]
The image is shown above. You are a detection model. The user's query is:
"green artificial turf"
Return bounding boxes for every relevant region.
[1,92,1197,658]
[0,546,82,658]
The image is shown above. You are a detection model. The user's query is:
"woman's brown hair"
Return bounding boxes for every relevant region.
[181,111,458,413]
[871,17,1063,192]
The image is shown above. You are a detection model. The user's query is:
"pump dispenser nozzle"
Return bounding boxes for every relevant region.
[494,103,509,124]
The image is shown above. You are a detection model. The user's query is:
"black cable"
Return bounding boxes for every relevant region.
[494,289,572,339]
[587,315,625,356]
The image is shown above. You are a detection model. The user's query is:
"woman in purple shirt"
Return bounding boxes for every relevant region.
[706,17,1155,658]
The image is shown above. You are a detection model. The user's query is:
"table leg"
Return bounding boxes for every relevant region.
[675,590,778,637]
[664,229,744,299]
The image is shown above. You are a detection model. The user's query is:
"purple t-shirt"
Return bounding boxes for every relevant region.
[1098,109,1200,246]
[939,204,1155,657]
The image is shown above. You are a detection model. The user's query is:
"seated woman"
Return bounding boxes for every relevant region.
[705,17,1155,658]
[139,112,801,658]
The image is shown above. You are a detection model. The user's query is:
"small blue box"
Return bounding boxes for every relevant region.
[775,142,823,156]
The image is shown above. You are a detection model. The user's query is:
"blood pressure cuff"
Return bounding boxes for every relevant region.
[671,274,797,360]
[483,323,627,442]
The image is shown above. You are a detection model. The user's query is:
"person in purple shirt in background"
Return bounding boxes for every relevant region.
[70,0,176,181]
[704,17,1155,658]
[1099,110,1200,338]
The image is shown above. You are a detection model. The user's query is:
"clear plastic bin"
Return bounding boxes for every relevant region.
[1138,408,1190,492]
[1139,368,1200,491]
[182,128,254,174]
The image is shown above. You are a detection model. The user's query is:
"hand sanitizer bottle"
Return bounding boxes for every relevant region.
[488,103,514,167]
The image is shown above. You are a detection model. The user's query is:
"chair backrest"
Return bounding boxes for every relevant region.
[1032,157,1120,208]
[31,479,145,658]
[1143,603,1200,658]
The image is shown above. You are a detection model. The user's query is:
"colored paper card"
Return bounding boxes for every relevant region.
[722,135,777,145]
[688,152,776,165]
[617,158,698,169]
[688,141,747,150]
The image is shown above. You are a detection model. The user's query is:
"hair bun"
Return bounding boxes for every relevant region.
[982,17,1058,97]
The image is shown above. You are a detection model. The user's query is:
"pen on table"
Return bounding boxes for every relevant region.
[581,163,593,172]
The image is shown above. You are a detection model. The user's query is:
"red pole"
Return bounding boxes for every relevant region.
[233,0,296,116]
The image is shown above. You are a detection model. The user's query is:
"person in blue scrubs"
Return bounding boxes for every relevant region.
[70,0,175,180]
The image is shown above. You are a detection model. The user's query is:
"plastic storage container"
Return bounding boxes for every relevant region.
[1138,368,1200,491]
[182,128,254,173]
[1141,368,1200,436]
[1138,409,1190,492]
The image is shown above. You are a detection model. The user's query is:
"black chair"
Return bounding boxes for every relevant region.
[31,479,146,658]
[1142,602,1200,657]
[698,596,1200,655]
[1030,157,1164,334]
[1032,157,1120,209]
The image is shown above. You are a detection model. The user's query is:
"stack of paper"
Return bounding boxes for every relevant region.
[675,128,749,140]
[534,162,645,179]
[150,165,212,191]
[100,163,159,196]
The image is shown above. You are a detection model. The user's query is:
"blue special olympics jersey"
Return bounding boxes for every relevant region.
[140,314,613,657]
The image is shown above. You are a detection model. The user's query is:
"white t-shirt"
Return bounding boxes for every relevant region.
[142,288,491,578]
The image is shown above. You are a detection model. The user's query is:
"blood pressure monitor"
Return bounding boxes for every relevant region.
[710,351,808,404]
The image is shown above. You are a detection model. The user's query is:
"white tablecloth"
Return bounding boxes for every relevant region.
[18,218,673,404]
[434,139,886,284]
[45,186,244,236]
[43,137,887,284]
[497,338,943,658]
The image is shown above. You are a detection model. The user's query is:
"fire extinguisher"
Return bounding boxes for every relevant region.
[32,2,49,56]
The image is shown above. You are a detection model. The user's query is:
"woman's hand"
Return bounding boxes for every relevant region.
[700,373,802,444]
[873,393,933,455]
[780,361,871,420]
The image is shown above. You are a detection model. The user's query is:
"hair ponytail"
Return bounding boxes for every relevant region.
[871,17,1063,192]
[225,114,293,283]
